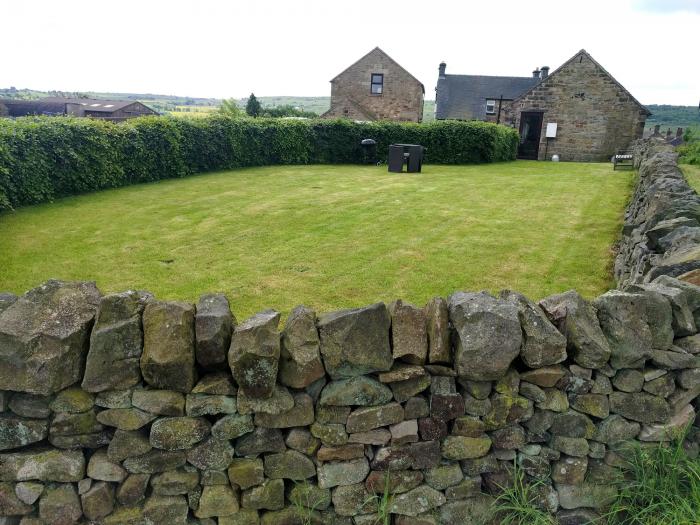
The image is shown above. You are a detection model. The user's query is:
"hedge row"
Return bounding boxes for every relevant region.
[0,116,519,210]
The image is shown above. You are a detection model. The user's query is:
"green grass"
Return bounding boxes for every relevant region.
[680,163,700,191]
[605,428,700,525]
[491,464,555,525]
[0,161,631,318]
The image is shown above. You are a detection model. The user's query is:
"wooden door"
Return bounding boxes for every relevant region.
[517,112,544,160]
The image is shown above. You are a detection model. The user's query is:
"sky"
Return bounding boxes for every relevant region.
[1,0,698,105]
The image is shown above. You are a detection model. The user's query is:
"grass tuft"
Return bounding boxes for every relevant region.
[491,463,556,525]
[605,425,700,525]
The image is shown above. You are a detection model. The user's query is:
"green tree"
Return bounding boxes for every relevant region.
[219,98,243,117]
[245,93,261,117]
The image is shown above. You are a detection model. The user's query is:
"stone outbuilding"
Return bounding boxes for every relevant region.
[322,47,424,122]
[435,50,651,161]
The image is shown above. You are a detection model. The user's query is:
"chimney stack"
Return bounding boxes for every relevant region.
[666,128,672,140]
[677,127,683,138]
[438,62,446,79]
[540,66,549,78]
[653,124,661,136]
[532,68,540,78]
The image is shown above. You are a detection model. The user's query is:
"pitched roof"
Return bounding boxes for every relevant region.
[42,97,141,112]
[511,49,651,116]
[0,99,68,116]
[331,47,425,94]
[435,74,538,120]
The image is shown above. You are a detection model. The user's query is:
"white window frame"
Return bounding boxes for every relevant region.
[485,99,496,114]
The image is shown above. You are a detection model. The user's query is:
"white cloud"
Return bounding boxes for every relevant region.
[0,0,698,105]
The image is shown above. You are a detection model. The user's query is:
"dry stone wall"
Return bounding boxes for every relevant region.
[615,140,700,288]
[0,274,699,525]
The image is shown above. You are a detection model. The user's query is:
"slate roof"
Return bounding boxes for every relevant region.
[435,74,538,120]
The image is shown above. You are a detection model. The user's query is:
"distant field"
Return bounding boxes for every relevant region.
[0,161,632,319]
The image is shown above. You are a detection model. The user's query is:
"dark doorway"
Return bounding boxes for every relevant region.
[517,112,543,160]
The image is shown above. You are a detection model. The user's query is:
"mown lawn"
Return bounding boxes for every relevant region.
[681,163,700,191]
[0,162,632,318]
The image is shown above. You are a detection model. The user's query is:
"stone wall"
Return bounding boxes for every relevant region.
[615,140,700,287]
[322,48,424,123]
[0,274,698,525]
[503,50,648,162]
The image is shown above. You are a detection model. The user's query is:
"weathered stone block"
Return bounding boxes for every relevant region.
[195,484,239,518]
[82,291,149,392]
[346,402,404,433]
[254,392,314,428]
[279,305,325,388]
[0,448,85,482]
[229,310,281,399]
[424,297,451,364]
[132,389,185,416]
[141,300,196,393]
[320,376,392,407]
[264,450,316,480]
[0,415,48,451]
[150,416,210,450]
[609,391,670,424]
[317,458,369,489]
[539,290,611,369]
[448,291,522,380]
[594,291,654,369]
[0,280,100,395]
[318,303,393,378]
[389,300,428,364]
[501,290,567,367]
[39,483,82,525]
[81,481,114,521]
[195,293,235,370]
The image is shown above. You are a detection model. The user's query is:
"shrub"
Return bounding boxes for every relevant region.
[0,115,518,210]
[678,140,700,165]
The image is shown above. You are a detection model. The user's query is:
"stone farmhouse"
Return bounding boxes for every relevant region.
[322,47,424,122]
[435,50,651,161]
[0,97,157,121]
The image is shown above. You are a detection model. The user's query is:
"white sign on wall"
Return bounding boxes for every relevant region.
[546,123,558,138]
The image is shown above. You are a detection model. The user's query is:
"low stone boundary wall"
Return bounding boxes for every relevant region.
[614,140,700,288]
[0,277,698,524]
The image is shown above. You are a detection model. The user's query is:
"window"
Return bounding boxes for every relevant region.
[486,99,496,114]
[371,73,384,95]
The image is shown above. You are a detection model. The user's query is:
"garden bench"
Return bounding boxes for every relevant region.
[613,150,635,170]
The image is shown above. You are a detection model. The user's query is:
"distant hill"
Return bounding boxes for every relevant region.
[645,104,700,134]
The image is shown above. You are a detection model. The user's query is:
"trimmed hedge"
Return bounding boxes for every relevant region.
[0,116,518,210]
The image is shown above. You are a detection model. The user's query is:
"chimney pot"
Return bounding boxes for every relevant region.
[439,62,446,78]
[540,66,550,78]
[532,68,540,78]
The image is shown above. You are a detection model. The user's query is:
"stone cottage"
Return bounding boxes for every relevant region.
[322,47,424,122]
[435,50,651,161]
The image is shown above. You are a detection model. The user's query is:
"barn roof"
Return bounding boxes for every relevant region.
[42,97,140,112]
[435,74,538,120]
[0,99,68,116]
